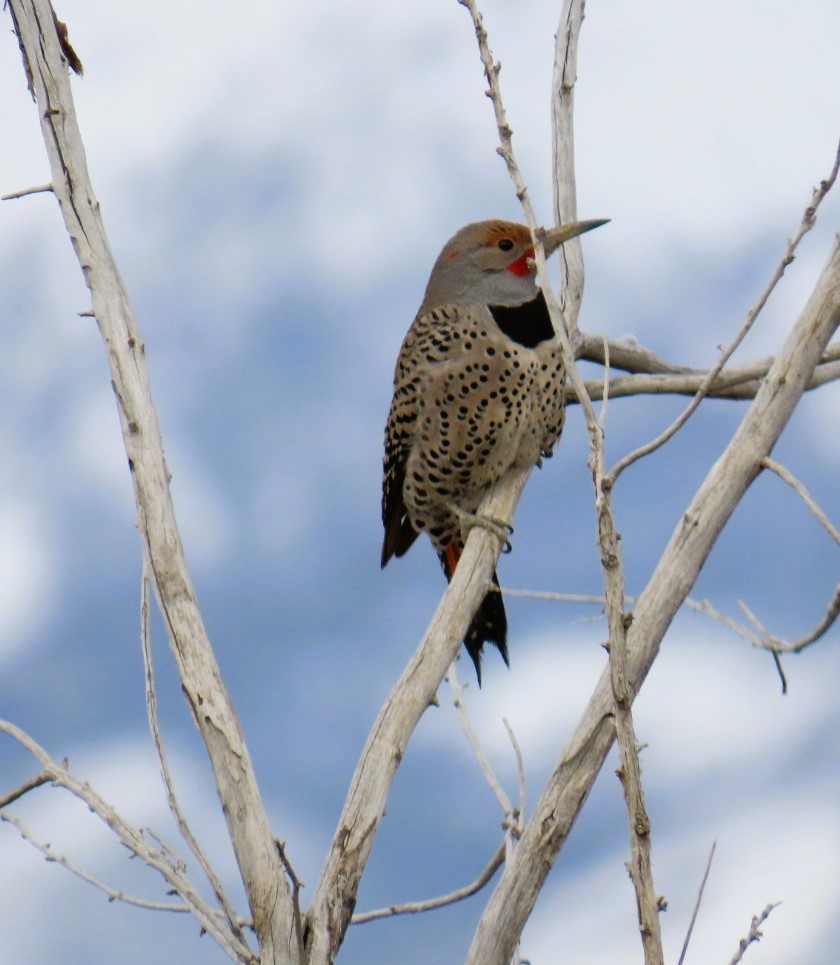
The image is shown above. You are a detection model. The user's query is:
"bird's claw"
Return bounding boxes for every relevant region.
[447,501,514,554]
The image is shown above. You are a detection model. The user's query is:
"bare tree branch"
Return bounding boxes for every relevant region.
[727,902,781,965]
[0,812,197,915]
[571,346,840,403]
[608,139,840,484]
[139,564,247,947]
[5,4,295,960]
[305,465,526,963]
[0,771,52,808]
[760,458,840,544]
[351,842,505,925]
[468,234,840,964]
[0,719,255,962]
[1,183,53,200]
[551,0,588,332]
[275,839,305,962]
[446,662,523,955]
[596,320,664,965]
[607,539,664,964]
[677,841,716,965]
[447,661,515,820]
[738,587,840,655]
[578,333,695,375]
[502,718,526,834]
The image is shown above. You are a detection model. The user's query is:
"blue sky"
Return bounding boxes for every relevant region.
[0,2,838,963]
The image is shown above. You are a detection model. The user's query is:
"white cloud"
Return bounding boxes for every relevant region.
[522,792,840,964]
[0,502,55,659]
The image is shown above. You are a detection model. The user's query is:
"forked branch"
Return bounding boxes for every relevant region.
[5,2,294,960]
[0,719,255,962]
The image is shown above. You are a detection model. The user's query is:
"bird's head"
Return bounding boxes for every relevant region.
[420,217,608,311]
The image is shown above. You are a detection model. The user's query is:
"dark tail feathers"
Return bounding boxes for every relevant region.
[440,550,508,685]
[463,570,509,686]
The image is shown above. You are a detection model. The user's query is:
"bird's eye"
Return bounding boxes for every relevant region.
[497,238,514,251]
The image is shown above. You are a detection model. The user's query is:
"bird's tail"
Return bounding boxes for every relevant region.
[441,544,509,686]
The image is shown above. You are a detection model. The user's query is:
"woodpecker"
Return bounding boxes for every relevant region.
[381,218,606,682]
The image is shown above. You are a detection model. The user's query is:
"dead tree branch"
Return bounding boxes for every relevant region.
[468,226,840,964]
[676,841,716,965]
[5,2,294,960]
[352,842,505,925]
[552,0,592,334]
[305,465,524,964]
[447,662,515,821]
[0,811,198,915]
[570,345,840,403]
[0,772,52,808]
[738,588,840,655]
[139,566,247,947]
[760,458,840,544]
[1,183,53,200]
[0,719,254,962]
[727,902,781,965]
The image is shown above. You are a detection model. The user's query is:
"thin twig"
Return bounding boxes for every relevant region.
[502,718,526,832]
[0,719,254,963]
[608,138,840,485]
[578,335,840,378]
[677,841,716,965]
[571,350,840,403]
[142,826,187,875]
[727,902,781,965]
[605,504,665,965]
[739,589,840,654]
[0,811,195,914]
[1,182,53,200]
[760,458,840,543]
[0,771,51,808]
[684,597,760,644]
[351,841,506,925]
[775,585,840,653]
[275,839,304,960]
[140,562,247,945]
[501,587,608,604]
[770,650,788,695]
[446,661,514,818]
[505,586,839,659]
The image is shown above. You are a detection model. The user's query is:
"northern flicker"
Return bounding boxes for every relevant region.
[381,218,607,682]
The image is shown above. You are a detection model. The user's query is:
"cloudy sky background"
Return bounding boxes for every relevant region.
[0,1,838,963]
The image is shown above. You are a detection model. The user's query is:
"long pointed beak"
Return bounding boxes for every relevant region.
[542,218,610,256]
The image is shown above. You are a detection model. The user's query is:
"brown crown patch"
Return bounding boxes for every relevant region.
[479,220,532,248]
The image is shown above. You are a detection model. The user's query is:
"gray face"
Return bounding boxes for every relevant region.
[419,220,538,311]
[418,217,608,313]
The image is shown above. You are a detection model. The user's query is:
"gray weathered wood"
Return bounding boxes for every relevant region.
[305,467,529,964]
[466,240,840,964]
[6,3,296,961]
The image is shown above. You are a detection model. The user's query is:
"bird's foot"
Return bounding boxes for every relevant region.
[446,501,514,554]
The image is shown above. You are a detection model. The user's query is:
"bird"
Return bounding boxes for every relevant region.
[381,217,607,683]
